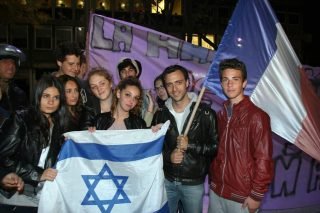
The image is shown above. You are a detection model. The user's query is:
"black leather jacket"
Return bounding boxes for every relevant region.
[152,102,218,185]
[0,80,28,113]
[94,111,146,130]
[0,80,28,127]
[0,108,63,187]
[64,105,96,133]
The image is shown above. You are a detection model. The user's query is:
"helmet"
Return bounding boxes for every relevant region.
[0,44,26,66]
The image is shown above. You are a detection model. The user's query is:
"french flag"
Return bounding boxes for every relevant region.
[204,0,320,161]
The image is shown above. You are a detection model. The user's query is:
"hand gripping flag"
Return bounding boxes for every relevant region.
[38,121,170,213]
[204,0,320,161]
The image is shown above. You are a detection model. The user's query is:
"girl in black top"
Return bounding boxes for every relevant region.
[94,77,146,130]
[0,75,66,212]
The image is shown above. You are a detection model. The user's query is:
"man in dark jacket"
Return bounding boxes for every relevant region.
[53,41,94,109]
[152,65,218,213]
[208,58,274,213]
[0,44,28,125]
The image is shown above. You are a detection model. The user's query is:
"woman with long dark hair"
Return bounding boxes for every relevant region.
[0,75,66,212]
[58,74,95,132]
[153,74,169,110]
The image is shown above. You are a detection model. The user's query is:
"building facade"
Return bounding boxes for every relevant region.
[0,0,305,99]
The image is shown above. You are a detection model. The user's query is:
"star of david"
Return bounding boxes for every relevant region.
[81,163,130,212]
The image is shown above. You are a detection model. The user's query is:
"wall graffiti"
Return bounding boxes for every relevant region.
[261,139,320,209]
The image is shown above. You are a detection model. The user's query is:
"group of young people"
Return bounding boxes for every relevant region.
[0,42,274,213]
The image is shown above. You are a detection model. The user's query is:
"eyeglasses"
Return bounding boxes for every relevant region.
[154,85,165,91]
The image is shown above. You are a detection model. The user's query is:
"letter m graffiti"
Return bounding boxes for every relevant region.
[271,144,302,198]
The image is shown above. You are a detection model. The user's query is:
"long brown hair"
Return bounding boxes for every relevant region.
[111,77,143,116]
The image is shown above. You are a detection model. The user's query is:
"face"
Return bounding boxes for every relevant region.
[155,79,168,101]
[89,74,112,101]
[119,65,137,80]
[77,62,87,79]
[0,58,16,80]
[221,68,247,104]
[116,85,140,112]
[57,55,80,77]
[164,70,189,103]
[65,80,79,106]
[40,86,60,117]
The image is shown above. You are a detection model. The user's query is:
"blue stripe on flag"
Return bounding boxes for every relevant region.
[204,0,278,98]
[57,135,165,162]
[154,202,169,213]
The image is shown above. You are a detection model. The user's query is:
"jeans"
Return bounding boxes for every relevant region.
[0,204,37,213]
[164,179,204,213]
[208,189,253,213]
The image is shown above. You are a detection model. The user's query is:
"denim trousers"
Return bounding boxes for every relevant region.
[208,189,254,213]
[164,179,204,213]
[0,204,37,213]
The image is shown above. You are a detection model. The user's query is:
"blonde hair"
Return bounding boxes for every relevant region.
[87,67,113,84]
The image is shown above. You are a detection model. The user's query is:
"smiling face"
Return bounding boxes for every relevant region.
[221,68,247,104]
[89,73,113,101]
[116,85,141,113]
[64,80,79,106]
[57,55,80,77]
[164,69,189,104]
[40,86,60,118]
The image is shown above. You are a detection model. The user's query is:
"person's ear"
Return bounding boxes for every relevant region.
[242,80,247,89]
[57,60,62,68]
[116,89,121,99]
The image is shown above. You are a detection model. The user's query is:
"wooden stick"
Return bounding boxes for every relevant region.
[183,86,206,136]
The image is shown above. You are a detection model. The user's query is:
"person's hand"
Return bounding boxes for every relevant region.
[1,173,24,192]
[40,168,58,182]
[146,90,155,113]
[242,197,261,213]
[170,148,184,164]
[151,123,163,132]
[88,126,96,133]
[177,135,188,151]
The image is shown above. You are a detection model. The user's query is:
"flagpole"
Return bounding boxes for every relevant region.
[183,86,206,136]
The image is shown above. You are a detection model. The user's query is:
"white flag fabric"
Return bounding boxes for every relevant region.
[204,0,320,161]
[38,121,170,213]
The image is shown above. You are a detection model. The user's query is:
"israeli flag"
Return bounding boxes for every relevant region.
[38,121,170,213]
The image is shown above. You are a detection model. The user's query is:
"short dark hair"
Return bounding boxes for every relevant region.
[117,58,142,79]
[219,58,247,81]
[55,41,82,62]
[162,65,189,83]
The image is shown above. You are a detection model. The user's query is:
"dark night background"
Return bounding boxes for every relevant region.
[302,3,319,67]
